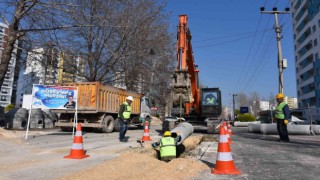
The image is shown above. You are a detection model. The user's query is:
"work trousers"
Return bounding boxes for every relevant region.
[119,119,129,140]
[276,119,289,141]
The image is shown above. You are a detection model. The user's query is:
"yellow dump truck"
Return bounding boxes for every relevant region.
[54,82,151,133]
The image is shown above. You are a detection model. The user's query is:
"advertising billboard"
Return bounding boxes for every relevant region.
[31,85,78,109]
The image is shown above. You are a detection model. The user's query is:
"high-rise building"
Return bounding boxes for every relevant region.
[57,52,85,83]
[15,47,60,107]
[285,97,298,109]
[0,22,19,107]
[292,0,320,110]
[15,48,86,107]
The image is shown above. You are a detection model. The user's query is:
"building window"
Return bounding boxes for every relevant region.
[313,25,316,33]
[314,39,318,46]
[316,53,319,60]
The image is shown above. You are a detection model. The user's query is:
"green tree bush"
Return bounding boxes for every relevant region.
[236,113,256,122]
[4,104,15,112]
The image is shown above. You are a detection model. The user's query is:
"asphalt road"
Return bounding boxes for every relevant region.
[1,125,319,180]
[193,127,320,180]
[0,126,162,180]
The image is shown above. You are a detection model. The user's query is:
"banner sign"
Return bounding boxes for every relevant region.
[31,85,78,109]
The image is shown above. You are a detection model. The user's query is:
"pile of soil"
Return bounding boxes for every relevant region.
[150,116,162,126]
[60,152,208,180]
[0,128,18,138]
[60,136,209,180]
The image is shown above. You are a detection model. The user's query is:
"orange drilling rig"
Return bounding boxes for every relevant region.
[164,15,222,133]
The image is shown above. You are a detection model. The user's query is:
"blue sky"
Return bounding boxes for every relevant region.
[165,0,295,107]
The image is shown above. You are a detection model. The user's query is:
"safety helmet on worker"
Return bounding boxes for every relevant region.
[164,131,171,137]
[126,96,134,102]
[275,93,284,99]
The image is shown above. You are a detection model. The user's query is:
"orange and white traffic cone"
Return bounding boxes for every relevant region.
[212,123,240,175]
[64,123,89,159]
[224,122,232,144]
[227,121,233,136]
[141,121,151,141]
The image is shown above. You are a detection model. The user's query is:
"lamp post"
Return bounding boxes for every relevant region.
[260,7,290,94]
[230,93,238,120]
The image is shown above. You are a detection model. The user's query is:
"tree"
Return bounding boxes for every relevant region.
[0,0,75,87]
[249,91,260,117]
[237,93,249,107]
[1,0,175,113]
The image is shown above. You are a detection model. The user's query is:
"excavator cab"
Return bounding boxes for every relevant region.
[200,88,222,117]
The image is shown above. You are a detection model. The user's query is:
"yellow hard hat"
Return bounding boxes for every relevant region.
[276,93,284,99]
[164,131,171,137]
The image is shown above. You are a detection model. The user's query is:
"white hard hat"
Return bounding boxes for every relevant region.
[126,96,134,101]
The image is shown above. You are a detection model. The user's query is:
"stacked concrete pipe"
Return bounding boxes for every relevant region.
[260,123,317,135]
[248,123,261,133]
[234,121,260,127]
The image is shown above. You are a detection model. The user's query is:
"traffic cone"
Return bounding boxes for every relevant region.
[224,122,232,144]
[64,123,89,159]
[141,121,151,141]
[212,123,240,175]
[227,121,233,136]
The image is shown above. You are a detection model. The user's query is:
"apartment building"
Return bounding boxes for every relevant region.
[0,22,19,107]
[292,0,320,109]
[15,48,86,107]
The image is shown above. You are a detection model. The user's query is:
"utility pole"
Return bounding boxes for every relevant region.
[260,7,290,94]
[230,93,238,120]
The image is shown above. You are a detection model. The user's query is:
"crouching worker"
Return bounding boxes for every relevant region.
[151,131,181,162]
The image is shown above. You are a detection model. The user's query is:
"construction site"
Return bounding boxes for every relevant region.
[1,0,320,179]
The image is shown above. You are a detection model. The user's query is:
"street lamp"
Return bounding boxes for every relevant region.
[229,93,238,120]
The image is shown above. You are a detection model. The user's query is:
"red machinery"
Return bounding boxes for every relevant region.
[171,15,222,133]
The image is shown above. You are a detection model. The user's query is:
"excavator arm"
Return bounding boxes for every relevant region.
[173,15,200,116]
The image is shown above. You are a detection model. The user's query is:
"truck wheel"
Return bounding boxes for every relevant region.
[60,127,73,132]
[101,115,114,133]
[113,118,120,132]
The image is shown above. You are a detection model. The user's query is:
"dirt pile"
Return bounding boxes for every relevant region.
[59,135,208,180]
[60,152,209,180]
[0,128,18,138]
[150,116,162,126]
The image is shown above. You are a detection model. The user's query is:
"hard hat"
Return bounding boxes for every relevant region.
[164,131,171,137]
[275,93,284,99]
[126,96,134,101]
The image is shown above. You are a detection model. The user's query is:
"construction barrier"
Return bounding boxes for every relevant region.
[224,123,232,144]
[212,123,240,175]
[64,123,89,159]
[227,122,233,136]
[141,121,151,141]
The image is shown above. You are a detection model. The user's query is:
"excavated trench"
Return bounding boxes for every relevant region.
[60,135,217,180]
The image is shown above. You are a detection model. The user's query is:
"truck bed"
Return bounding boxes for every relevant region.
[52,82,142,114]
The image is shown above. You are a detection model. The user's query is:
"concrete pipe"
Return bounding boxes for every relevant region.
[260,123,314,135]
[311,125,320,135]
[170,122,194,145]
[260,123,277,135]
[234,121,260,127]
[248,123,261,133]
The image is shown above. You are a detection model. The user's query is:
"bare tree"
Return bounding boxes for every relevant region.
[237,93,249,107]
[249,91,260,116]
[0,0,78,87]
